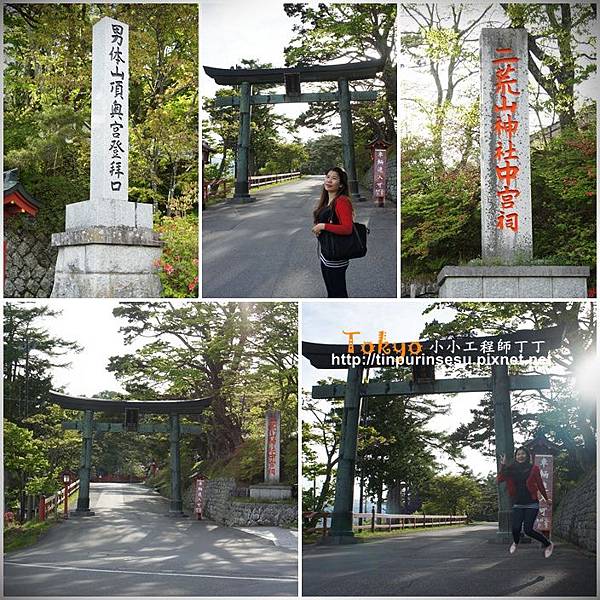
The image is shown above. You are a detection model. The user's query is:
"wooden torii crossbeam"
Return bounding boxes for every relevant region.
[302,327,562,544]
[204,60,384,203]
[50,391,212,517]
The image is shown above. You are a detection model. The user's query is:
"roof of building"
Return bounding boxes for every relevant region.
[4,169,41,211]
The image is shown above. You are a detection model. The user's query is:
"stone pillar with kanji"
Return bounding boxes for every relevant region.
[249,409,292,500]
[437,28,590,298]
[51,17,162,298]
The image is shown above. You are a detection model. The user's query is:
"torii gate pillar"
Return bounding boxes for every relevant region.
[169,413,184,516]
[234,81,253,203]
[327,366,363,543]
[338,78,365,203]
[75,409,95,515]
[492,365,515,542]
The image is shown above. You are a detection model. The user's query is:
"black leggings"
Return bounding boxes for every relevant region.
[512,506,551,546]
[320,262,348,298]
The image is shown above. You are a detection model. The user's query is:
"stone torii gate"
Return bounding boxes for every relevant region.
[50,391,211,517]
[204,60,383,203]
[302,326,564,544]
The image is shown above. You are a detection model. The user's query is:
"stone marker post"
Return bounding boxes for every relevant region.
[51,17,162,298]
[264,409,281,484]
[437,27,589,298]
[249,408,292,500]
[480,28,532,262]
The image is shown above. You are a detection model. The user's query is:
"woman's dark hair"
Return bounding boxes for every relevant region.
[312,167,350,223]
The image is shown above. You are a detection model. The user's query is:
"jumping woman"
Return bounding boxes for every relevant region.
[498,446,554,558]
[311,167,354,298]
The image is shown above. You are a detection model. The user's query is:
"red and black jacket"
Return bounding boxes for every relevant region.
[497,463,549,502]
[322,195,353,235]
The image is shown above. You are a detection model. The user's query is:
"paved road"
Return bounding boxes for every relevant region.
[202,176,397,298]
[302,524,596,597]
[4,483,297,596]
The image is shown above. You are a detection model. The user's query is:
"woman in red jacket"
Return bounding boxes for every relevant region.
[311,167,354,298]
[498,446,554,557]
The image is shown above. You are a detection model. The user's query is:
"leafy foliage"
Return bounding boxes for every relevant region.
[284,3,397,145]
[400,137,480,281]
[154,215,199,298]
[4,303,81,423]
[531,121,596,277]
[401,123,597,283]
[300,135,345,175]
[109,302,298,479]
[421,473,483,517]
[502,3,596,127]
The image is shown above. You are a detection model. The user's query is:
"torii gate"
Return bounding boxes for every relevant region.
[204,60,383,203]
[302,326,564,544]
[50,391,211,517]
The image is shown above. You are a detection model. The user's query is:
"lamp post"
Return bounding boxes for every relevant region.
[62,471,72,519]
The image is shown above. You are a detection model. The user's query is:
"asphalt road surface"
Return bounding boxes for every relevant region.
[4,483,297,596]
[202,176,397,298]
[302,523,596,597]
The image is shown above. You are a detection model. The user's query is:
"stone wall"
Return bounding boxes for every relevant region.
[362,154,397,203]
[5,220,56,298]
[400,280,439,298]
[188,477,296,527]
[553,469,596,552]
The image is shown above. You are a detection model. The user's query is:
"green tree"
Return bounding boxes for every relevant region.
[4,303,81,423]
[300,135,345,174]
[3,419,51,514]
[359,368,455,512]
[108,302,298,467]
[203,59,297,182]
[501,3,596,129]
[422,473,482,517]
[401,4,494,166]
[285,3,397,143]
[302,397,341,521]
[262,141,309,174]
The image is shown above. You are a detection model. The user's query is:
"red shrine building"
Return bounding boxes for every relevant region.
[4,169,40,218]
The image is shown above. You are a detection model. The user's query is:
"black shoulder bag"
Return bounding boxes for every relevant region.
[318,198,369,261]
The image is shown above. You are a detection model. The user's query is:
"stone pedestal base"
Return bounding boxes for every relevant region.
[66,199,153,229]
[70,510,96,517]
[51,225,162,298]
[249,484,292,500]
[232,194,256,204]
[317,534,360,545]
[438,266,590,298]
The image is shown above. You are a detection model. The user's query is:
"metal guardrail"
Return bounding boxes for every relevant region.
[249,171,301,189]
[303,510,468,538]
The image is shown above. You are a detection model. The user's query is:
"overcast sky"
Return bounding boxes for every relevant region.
[27,300,142,397]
